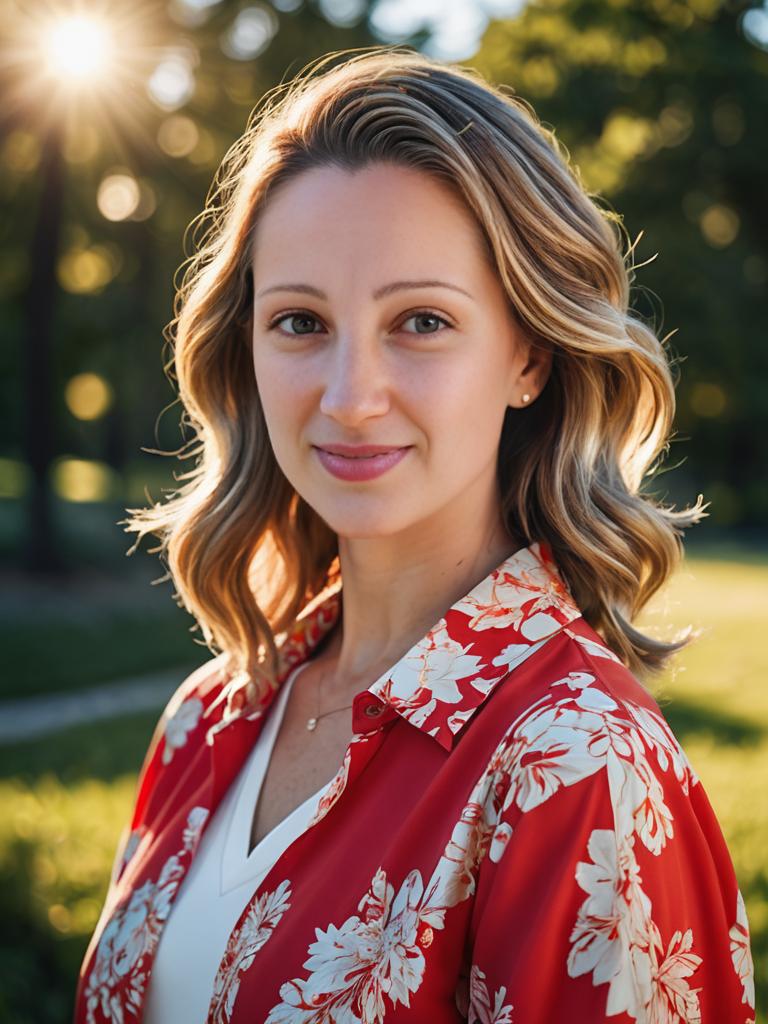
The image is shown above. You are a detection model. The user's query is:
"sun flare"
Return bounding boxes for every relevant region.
[42,15,114,82]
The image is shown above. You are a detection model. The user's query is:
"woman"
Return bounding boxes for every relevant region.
[74,48,754,1024]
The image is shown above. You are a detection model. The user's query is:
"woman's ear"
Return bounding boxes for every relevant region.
[507,336,553,408]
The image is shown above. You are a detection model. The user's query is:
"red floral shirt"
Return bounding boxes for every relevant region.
[74,541,755,1023]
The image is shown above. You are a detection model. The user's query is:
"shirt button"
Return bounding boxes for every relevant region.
[364,702,384,717]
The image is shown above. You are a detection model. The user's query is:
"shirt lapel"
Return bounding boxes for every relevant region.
[209,540,581,767]
[362,540,582,751]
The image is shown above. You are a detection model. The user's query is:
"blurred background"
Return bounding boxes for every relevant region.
[1,0,766,1019]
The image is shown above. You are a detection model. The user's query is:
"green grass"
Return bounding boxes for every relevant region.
[0,494,208,699]
[0,549,765,1022]
[635,549,768,1021]
[0,712,160,1024]
[1,612,204,700]
[0,710,161,784]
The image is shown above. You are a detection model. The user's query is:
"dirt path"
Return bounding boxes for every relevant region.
[0,668,187,743]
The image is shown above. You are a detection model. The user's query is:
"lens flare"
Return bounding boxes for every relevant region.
[42,15,114,82]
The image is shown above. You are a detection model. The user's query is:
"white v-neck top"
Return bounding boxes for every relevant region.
[143,660,333,1024]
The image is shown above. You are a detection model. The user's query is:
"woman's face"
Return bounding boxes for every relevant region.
[250,162,549,541]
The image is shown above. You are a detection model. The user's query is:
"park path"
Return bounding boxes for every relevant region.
[0,668,189,744]
[0,564,200,745]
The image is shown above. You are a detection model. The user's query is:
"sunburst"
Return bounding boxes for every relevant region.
[0,0,181,154]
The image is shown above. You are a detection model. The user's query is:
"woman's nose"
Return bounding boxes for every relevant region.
[318,336,391,425]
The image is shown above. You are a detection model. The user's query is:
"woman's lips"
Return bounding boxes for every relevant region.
[312,445,412,481]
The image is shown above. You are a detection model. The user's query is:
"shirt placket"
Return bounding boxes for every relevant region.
[205,690,397,1023]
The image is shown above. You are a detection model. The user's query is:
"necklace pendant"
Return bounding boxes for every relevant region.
[306,717,318,731]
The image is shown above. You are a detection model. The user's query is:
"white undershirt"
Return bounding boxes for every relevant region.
[143,660,333,1024]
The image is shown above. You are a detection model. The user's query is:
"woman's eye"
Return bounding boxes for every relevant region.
[400,311,451,335]
[268,312,321,336]
[266,309,452,337]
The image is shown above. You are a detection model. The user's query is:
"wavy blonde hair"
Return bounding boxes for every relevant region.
[122,45,708,708]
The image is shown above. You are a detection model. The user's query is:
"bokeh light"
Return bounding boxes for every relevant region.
[131,180,157,221]
[169,0,224,29]
[51,457,118,502]
[690,382,728,418]
[318,0,366,28]
[95,172,156,222]
[700,203,740,248]
[157,114,200,157]
[221,5,278,60]
[97,174,141,221]
[57,244,122,294]
[741,3,768,50]
[64,373,114,422]
[601,111,655,161]
[148,53,197,110]
[657,103,693,147]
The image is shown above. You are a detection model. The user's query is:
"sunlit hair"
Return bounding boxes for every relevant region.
[122,46,708,712]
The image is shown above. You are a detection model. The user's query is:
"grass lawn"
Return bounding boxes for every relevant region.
[2,610,204,701]
[0,546,765,1022]
[0,490,207,700]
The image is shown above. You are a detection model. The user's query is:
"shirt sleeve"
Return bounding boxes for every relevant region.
[459,687,755,1024]
[103,654,230,896]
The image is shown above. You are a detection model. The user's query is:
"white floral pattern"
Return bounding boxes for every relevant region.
[360,543,582,752]
[205,655,757,1024]
[730,889,756,1011]
[162,696,204,765]
[562,624,625,664]
[259,722,520,1020]
[465,668,754,1023]
[203,565,754,1024]
[265,869,428,1023]
[209,880,293,1023]
[76,540,754,1024]
[83,806,209,1024]
[572,829,704,1021]
[465,964,514,1024]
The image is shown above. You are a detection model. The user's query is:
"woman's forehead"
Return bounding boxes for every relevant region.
[250,165,494,295]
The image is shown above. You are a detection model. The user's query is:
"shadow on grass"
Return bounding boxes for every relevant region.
[1,611,206,702]
[0,710,161,785]
[657,695,765,747]
[683,536,768,566]
[0,836,81,1024]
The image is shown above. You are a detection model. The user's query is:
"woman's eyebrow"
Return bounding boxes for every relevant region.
[254,279,475,301]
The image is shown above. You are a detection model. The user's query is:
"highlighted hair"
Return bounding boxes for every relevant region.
[121,47,707,705]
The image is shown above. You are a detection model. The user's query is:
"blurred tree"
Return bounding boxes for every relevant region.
[0,0,420,572]
[471,0,768,531]
[21,120,66,571]
[1,0,765,578]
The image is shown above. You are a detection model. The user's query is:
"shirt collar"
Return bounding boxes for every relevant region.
[276,540,582,752]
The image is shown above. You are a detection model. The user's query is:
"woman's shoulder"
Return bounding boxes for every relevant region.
[467,622,755,1021]
[486,617,691,781]
[104,654,234,891]
[473,617,707,854]
[146,651,243,771]
[159,651,233,725]
[124,654,234,821]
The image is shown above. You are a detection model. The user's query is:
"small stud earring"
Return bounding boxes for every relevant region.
[521,393,531,404]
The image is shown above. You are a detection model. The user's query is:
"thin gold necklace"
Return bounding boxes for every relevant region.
[306,663,353,732]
